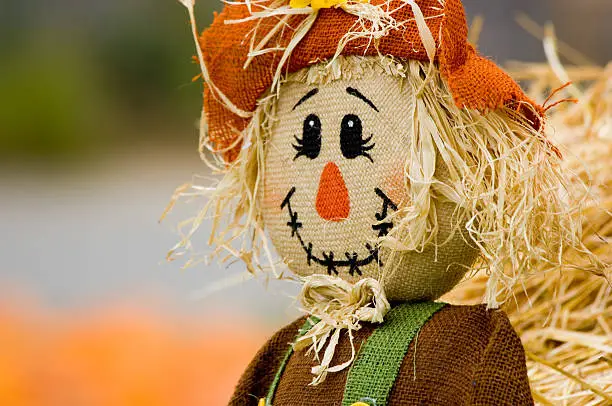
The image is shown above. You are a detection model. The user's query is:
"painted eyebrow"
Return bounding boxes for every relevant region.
[346,87,379,112]
[292,88,319,110]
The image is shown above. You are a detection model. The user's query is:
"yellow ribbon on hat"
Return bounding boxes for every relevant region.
[290,0,345,9]
[290,0,368,11]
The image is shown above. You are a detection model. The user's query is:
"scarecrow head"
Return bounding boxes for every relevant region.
[176,0,587,309]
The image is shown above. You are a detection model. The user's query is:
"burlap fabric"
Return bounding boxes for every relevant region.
[263,68,480,301]
[229,304,533,405]
[199,0,543,162]
[341,302,446,405]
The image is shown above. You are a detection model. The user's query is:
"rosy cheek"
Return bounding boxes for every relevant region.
[263,185,288,213]
[382,168,408,206]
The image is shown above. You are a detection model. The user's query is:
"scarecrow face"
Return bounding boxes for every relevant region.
[263,68,479,301]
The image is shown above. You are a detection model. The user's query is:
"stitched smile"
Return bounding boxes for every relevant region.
[280,187,398,276]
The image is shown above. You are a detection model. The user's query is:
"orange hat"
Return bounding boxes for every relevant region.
[199,0,543,162]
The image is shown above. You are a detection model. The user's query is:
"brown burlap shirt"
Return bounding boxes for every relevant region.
[229,304,533,405]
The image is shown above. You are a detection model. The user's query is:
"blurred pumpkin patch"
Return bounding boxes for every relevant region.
[0,302,267,406]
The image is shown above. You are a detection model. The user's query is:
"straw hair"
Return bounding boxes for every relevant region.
[166,54,603,309]
[444,149,612,404]
[165,90,277,275]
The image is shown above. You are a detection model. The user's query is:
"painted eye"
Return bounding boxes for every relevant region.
[340,114,375,162]
[293,114,322,160]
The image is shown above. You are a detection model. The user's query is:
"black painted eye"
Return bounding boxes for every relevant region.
[340,114,375,162]
[293,114,322,160]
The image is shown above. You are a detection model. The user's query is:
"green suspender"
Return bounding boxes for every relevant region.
[265,317,319,406]
[266,302,445,406]
[342,302,446,406]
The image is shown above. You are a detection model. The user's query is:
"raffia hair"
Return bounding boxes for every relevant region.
[168,55,601,308]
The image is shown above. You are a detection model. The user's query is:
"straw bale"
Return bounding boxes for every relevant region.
[444,59,612,406]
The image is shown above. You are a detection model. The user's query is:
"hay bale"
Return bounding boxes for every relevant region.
[444,60,612,405]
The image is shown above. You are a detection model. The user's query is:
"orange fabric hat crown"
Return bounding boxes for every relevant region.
[199,0,543,162]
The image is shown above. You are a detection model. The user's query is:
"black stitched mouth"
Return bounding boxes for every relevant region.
[280,187,398,277]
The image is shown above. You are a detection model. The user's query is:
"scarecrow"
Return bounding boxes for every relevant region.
[172,0,603,404]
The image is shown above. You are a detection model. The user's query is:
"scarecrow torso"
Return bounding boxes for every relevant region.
[230,304,533,406]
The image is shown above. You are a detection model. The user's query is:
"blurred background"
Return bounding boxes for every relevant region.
[0,1,610,404]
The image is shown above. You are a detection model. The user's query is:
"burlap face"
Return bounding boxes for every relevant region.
[263,68,479,301]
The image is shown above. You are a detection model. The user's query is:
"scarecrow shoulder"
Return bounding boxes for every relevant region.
[424,304,521,345]
[389,304,532,405]
[412,304,510,346]
[467,307,534,405]
[228,316,307,406]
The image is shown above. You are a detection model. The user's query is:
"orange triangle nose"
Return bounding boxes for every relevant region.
[316,162,350,222]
